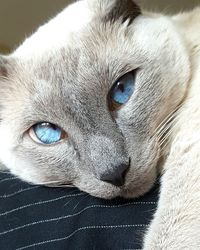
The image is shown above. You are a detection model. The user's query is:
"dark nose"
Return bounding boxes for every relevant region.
[100,161,130,187]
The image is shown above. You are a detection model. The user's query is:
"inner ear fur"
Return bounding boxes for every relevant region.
[90,0,141,25]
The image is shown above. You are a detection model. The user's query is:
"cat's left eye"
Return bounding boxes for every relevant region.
[108,71,136,111]
[29,122,67,145]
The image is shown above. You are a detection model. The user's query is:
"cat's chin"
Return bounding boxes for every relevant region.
[78,181,156,200]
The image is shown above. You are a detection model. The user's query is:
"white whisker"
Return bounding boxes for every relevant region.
[36,180,73,187]
[46,184,75,188]
[154,103,183,138]
[159,116,180,153]
[155,108,178,135]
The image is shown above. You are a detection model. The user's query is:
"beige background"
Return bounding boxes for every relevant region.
[0,0,200,52]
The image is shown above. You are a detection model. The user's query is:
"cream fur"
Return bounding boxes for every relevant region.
[144,8,200,250]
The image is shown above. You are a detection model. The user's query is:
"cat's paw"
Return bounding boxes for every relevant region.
[143,208,200,250]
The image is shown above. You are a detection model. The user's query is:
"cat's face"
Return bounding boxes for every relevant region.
[0,0,190,198]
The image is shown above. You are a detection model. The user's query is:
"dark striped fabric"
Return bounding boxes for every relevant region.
[0,172,159,250]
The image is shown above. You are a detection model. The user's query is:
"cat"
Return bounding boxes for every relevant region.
[0,0,200,248]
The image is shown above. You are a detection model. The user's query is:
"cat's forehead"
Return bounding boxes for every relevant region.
[14,0,136,65]
[31,25,132,84]
[10,0,144,99]
[8,0,142,122]
[14,16,135,95]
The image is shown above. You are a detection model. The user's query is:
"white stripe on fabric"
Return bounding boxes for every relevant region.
[0,201,155,236]
[0,193,84,216]
[16,224,148,250]
[0,177,18,183]
[0,186,40,198]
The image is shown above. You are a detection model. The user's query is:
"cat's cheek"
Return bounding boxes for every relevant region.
[0,125,24,176]
[0,124,55,183]
[121,137,160,198]
[8,160,45,184]
[122,165,157,198]
[0,148,45,184]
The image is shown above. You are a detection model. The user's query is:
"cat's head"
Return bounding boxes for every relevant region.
[0,0,190,198]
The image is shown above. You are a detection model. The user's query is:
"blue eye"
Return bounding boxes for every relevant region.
[29,122,67,145]
[109,71,136,111]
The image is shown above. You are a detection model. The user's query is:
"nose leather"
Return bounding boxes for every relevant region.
[100,161,130,187]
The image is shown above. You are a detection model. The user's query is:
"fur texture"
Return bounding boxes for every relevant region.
[0,0,199,248]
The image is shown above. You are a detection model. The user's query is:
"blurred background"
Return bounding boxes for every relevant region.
[0,0,200,53]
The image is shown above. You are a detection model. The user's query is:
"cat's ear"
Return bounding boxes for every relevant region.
[90,0,141,25]
[0,56,8,79]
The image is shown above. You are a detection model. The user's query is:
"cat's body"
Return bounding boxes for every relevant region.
[144,9,200,249]
[0,0,200,249]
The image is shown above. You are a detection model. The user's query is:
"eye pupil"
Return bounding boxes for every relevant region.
[108,71,136,110]
[51,124,57,130]
[117,83,124,92]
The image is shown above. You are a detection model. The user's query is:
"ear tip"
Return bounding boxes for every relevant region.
[0,56,9,78]
[107,0,141,24]
[89,0,141,24]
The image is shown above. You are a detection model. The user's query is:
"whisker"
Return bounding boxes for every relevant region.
[36,180,64,185]
[159,133,171,149]
[154,104,183,154]
[145,111,180,176]
[154,103,183,139]
[156,112,177,138]
[157,120,178,147]
[157,122,173,141]
[46,184,75,188]
[73,193,90,210]
[36,180,74,187]
[155,108,178,134]
[158,114,181,155]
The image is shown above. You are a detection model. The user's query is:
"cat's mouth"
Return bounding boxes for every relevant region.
[40,176,156,199]
[37,154,157,200]
[39,170,157,199]
[73,168,157,199]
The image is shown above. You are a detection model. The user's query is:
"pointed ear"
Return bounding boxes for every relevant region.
[0,56,8,78]
[90,0,141,25]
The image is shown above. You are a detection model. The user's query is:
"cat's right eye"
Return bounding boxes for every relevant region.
[29,122,67,145]
[108,71,136,111]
